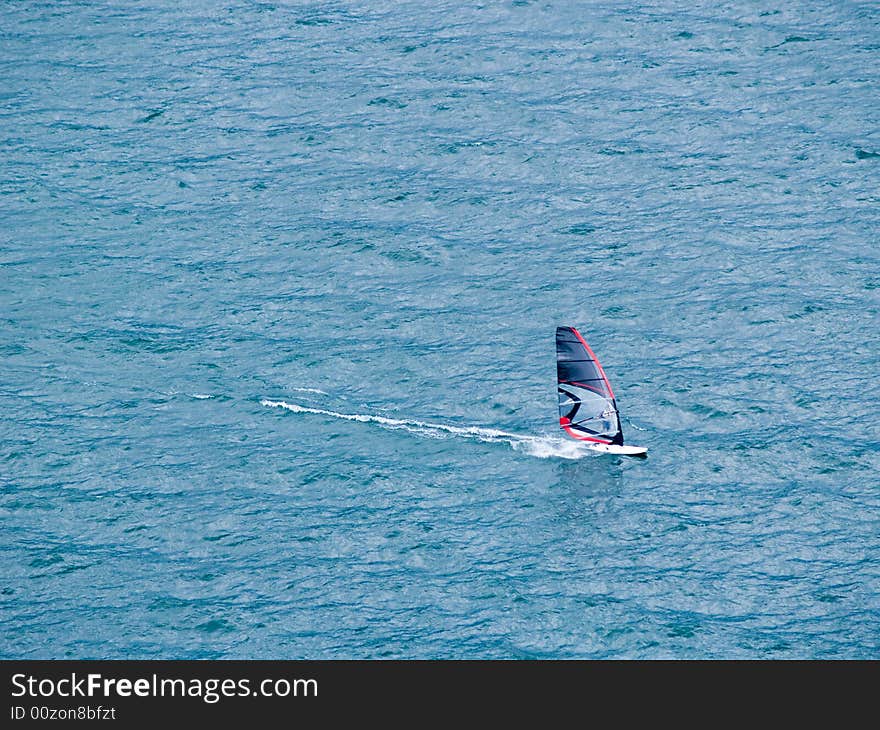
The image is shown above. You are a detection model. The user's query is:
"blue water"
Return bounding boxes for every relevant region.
[2,1,879,659]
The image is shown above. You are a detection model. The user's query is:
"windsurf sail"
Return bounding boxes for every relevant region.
[556,326,624,445]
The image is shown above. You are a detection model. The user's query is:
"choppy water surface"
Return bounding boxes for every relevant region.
[1,1,879,658]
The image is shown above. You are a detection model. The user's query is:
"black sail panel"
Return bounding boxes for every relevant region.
[556,326,623,445]
[555,326,612,398]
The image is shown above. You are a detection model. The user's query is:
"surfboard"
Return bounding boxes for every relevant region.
[556,326,647,457]
[577,442,648,457]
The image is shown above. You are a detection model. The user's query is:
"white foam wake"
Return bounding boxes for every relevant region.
[260,399,594,459]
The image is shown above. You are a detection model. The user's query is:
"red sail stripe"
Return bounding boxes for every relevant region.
[559,417,612,444]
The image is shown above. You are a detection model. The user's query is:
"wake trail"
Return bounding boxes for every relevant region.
[261,399,593,459]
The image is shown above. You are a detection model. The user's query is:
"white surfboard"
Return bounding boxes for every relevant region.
[556,326,647,458]
[583,442,648,457]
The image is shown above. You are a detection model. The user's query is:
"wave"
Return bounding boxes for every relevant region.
[260,399,595,459]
